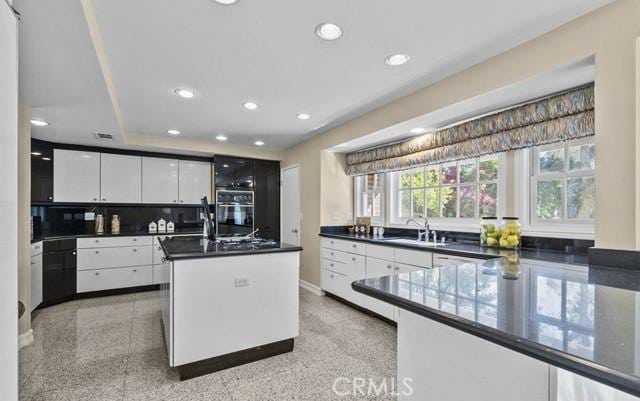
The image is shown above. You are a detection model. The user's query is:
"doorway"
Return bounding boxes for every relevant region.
[281,165,300,246]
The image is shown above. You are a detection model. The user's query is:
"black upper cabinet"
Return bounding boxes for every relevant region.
[254,160,280,241]
[31,139,54,202]
[215,157,254,189]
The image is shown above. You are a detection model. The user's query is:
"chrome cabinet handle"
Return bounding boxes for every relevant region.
[133,249,137,252]
[352,244,357,248]
[330,241,334,244]
[31,261,35,265]
[133,269,138,272]
[394,266,400,271]
[95,272,100,276]
[330,252,334,256]
[330,274,334,278]
[180,200,184,203]
[35,245,40,249]
[352,257,356,261]
[102,198,106,201]
[95,240,100,243]
[387,264,392,269]
[93,198,98,201]
[330,263,334,267]
[173,200,177,203]
[95,250,100,254]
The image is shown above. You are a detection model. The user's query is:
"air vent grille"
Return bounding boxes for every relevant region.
[94,132,114,141]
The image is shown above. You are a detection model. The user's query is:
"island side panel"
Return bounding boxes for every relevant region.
[172,252,300,367]
[397,309,550,401]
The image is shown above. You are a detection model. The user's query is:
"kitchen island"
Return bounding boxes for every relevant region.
[159,235,302,379]
[353,257,640,401]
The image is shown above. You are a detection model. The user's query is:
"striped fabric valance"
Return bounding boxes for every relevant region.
[345,84,595,176]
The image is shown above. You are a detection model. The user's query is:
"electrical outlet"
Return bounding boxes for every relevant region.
[235,277,250,287]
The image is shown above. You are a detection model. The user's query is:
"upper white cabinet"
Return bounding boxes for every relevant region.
[53,149,101,202]
[100,154,142,203]
[142,157,179,204]
[179,160,211,204]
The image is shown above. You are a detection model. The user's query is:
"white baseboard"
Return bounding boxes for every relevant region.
[299,279,324,296]
[18,329,34,349]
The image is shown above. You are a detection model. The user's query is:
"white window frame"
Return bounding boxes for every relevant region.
[515,137,595,239]
[386,154,506,232]
[354,173,385,225]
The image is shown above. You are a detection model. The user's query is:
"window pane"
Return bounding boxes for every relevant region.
[537,322,564,350]
[412,189,425,217]
[441,186,457,217]
[479,183,498,217]
[426,168,439,186]
[567,331,594,359]
[566,281,594,328]
[536,276,562,319]
[411,168,425,188]
[426,188,439,218]
[536,180,563,219]
[399,190,411,218]
[371,192,382,219]
[459,185,476,218]
[538,147,564,174]
[567,177,595,219]
[479,159,498,181]
[459,161,476,183]
[399,171,411,190]
[441,165,457,184]
[568,143,595,171]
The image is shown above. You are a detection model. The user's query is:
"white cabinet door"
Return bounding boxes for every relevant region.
[142,157,179,204]
[179,160,211,204]
[100,154,142,203]
[53,149,100,202]
[364,257,396,320]
[30,253,42,311]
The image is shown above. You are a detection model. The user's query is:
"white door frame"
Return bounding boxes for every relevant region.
[281,164,300,245]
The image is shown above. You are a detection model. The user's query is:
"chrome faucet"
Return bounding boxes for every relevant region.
[406,217,430,242]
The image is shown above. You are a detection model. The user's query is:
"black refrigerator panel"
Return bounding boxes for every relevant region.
[42,239,77,307]
[254,160,280,241]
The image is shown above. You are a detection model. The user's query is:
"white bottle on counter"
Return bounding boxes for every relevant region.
[148,221,157,234]
[157,218,166,233]
[167,221,175,233]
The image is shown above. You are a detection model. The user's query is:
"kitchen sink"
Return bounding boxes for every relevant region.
[383,238,446,247]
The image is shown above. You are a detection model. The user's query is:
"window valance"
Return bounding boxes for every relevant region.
[345,84,594,176]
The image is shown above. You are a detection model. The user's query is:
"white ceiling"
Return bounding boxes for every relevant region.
[18,0,612,150]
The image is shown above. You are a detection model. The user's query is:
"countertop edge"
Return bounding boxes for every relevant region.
[351,280,640,398]
[159,238,303,261]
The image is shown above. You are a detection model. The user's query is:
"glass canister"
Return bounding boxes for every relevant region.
[480,217,499,247]
[499,217,521,248]
[111,215,121,235]
[95,214,104,235]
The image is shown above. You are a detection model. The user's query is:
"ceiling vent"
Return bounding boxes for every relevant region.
[94,132,114,141]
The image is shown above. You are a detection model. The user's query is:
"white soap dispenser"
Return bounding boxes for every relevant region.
[157,218,166,233]
[167,221,175,233]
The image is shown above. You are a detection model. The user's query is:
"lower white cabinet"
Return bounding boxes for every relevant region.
[364,257,397,320]
[77,246,153,270]
[78,265,153,293]
[30,252,43,311]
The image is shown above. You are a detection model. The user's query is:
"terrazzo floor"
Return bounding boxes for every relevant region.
[19,288,398,400]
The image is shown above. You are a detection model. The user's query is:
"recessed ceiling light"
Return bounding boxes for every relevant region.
[410,127,427,134]
[30,152,42,156]
[216,135,228,141]
[243,102,259,110]
[316,23,343,41]
[296,113,310,120]
[168,129,181,135]
[174,88,195,98]
[213,0,237,4]
[222,164,229,168]
[42,157,51,161]
[254,140,264,146]
[30,119,49,127]
[385,53,410,66]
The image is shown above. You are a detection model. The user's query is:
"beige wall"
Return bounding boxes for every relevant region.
[18,103,31,336]
[284,0,640,286]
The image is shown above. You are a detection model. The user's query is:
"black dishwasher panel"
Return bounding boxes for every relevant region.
[42,239,77,307]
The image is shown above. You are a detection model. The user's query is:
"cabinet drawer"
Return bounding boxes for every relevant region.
[321,268,348,299]
[78,236,153,249]
[321,238,365,255]
[321,248,364,265]
[395,248,432,268]
[321,257,365,280]
[366,244,395,261]
[77,266,153,293]
[77,246,153,270]
[31,241,43,257]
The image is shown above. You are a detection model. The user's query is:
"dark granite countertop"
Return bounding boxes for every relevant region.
[159,235,303,261]
[31,230,203,244]
[352,258,640,397]
[318,232,589,266]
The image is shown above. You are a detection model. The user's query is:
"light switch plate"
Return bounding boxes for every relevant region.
[84,212,95,221]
